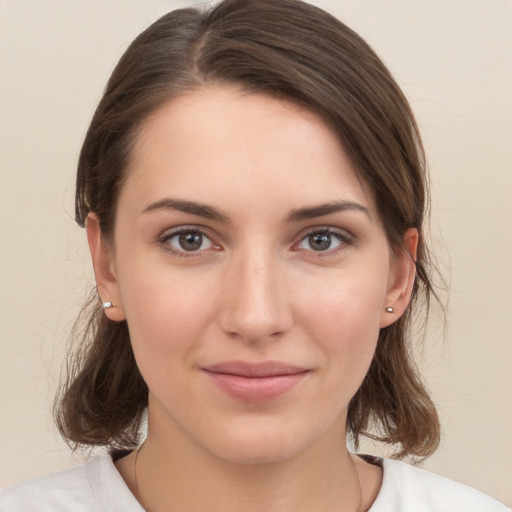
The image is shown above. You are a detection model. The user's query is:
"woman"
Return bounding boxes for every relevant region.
[1,0,508,510]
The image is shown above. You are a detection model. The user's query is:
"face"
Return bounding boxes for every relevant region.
[89,86,416,465]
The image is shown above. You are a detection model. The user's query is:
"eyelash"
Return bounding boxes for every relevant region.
[158,226,354,258]
[158,227,217,257]
[293,227,354,256]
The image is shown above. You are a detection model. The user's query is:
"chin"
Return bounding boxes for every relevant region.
[198,416,332,467]
[214,438,302,466]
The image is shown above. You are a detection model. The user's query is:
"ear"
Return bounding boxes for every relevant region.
[380,228,418,328]
[86,213,126,322]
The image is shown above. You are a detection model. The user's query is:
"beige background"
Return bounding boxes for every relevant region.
[1,0,511,505]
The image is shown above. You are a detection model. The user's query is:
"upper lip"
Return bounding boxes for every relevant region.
[203,361,309,378]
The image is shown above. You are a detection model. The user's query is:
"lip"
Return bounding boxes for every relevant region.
[202,361,310,402]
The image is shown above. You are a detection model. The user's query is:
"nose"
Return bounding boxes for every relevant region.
[218,248,293,344]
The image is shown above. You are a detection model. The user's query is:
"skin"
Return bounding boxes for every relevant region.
[88,86,418,512]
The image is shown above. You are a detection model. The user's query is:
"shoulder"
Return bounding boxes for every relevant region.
[369,457,509,512]
[0,458,92,512]
[0,454,143,512]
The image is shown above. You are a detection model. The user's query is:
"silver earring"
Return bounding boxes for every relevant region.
[102,301,115,310]
[385,306,394,313]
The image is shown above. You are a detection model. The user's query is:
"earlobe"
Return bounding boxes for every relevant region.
[380,228,419,328]
[86,213,126,322]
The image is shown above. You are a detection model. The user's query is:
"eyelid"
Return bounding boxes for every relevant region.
[156,224,354,258]
[159,224,211,239]
[158,225,221,257]
[292,226,355,254]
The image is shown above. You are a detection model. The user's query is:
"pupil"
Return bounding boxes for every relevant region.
[179,232,202,251]
[310,233,331,251]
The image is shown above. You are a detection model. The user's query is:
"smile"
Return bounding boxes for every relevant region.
[202,361,310,402]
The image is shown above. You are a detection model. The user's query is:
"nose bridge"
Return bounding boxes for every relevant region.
[219,243,292,343]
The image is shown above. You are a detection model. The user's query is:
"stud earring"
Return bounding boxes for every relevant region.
[102,301,115,310]
[385,306,394,313]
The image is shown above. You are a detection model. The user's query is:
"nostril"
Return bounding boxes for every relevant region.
[218,305,292,344]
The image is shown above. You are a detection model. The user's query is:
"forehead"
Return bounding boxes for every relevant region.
[121,85,376,220]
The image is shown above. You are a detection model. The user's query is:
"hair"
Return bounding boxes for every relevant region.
[56,0,441,459]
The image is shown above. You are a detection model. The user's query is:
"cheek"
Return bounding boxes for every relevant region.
[298,263,388,337]
[296,265,389,388]
[116,262,219,380]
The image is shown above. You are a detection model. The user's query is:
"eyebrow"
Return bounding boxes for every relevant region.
[286,200,370,222]
[141,197,370,223]
[141,198,230,221]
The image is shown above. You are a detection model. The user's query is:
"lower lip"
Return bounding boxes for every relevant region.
[204,371,308,403]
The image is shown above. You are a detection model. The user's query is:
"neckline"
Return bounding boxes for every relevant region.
[98,451,387,511]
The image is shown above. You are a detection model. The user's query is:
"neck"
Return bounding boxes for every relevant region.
[127,422,366,512]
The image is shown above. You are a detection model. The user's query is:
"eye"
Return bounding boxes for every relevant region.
[160,228,215,255]
[295,229,351,254]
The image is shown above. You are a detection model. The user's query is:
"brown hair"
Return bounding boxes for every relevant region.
[56,0,441,458]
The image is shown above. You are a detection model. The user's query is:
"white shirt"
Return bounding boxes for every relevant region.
[0,454,508,511]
